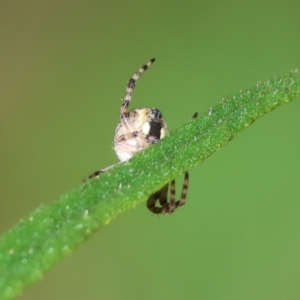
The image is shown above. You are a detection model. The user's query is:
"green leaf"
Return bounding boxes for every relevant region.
[0,70,299,299]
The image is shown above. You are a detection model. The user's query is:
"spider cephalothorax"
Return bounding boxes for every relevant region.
[86,58,191,214]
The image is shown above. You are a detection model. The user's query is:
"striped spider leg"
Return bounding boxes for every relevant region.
[147,172,189,214]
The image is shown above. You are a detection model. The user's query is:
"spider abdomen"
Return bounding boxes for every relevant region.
[114,107,167,162]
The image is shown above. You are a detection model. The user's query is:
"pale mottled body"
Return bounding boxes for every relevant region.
[114,108,167,161]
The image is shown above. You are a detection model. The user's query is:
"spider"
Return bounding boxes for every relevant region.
[86,58,194,214]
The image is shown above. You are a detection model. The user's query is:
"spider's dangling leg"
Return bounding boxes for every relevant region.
[146,172,189,215]
[147,184,169,214]
[174,171,189,209]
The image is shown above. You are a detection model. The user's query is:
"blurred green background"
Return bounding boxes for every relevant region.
[1,1,300,299]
